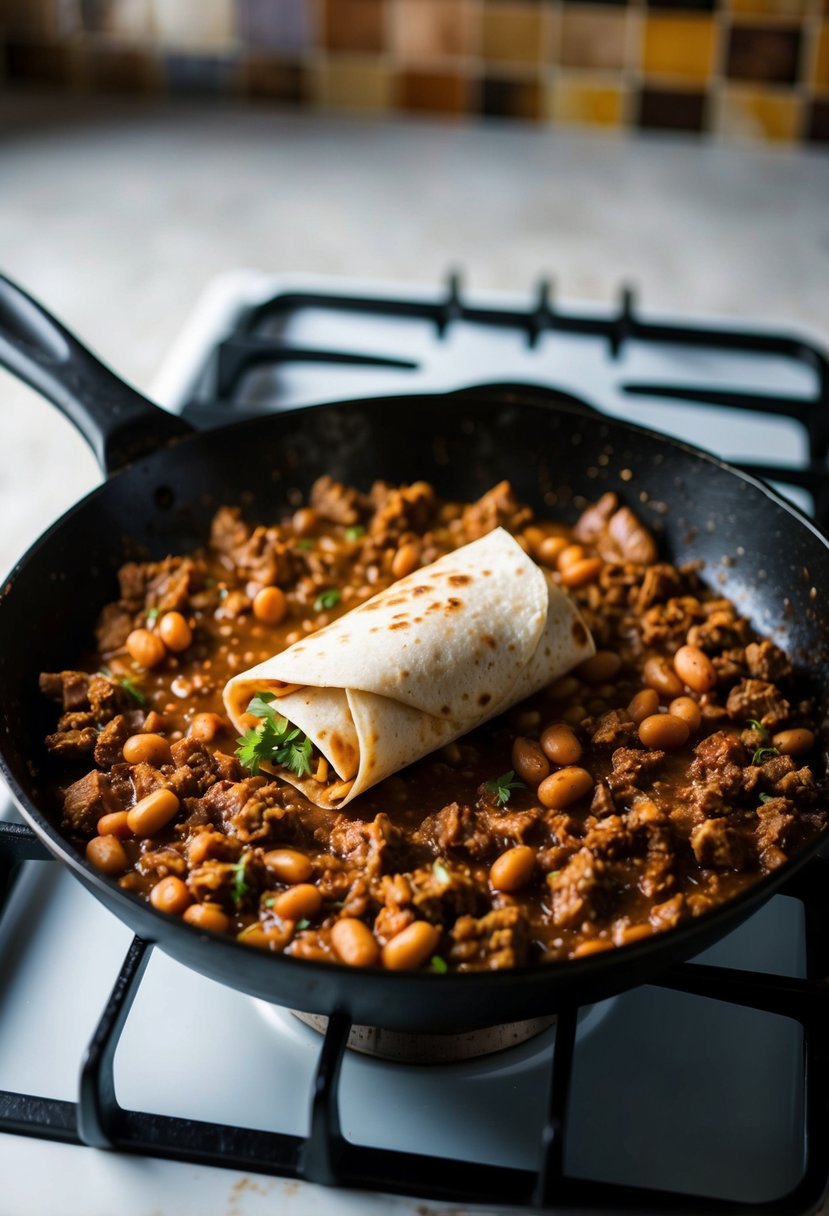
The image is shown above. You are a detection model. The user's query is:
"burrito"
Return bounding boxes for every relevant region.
[224,527,595,808]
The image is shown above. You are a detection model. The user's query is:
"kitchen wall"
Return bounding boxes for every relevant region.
[1,0,827,144]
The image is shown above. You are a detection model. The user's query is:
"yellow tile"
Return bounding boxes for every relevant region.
[150,0,237,52]
[642,15,717,83]
[814,26,829,92]
[481,4,545,64]
[547,77,625,127]
[716,86,801,140]
[312,59,393,111]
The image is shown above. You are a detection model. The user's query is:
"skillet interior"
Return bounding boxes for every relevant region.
[2,390,828,1032]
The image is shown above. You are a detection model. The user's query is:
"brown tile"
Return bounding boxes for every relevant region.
[716,85,800,139]
[313,59,392,110]
[646,0,715,9]
[0,0,76,38]
[242,54,307,102]
[84,45,159,91]
[559,7,628,70]
[481,3,545,62]
[479,75,543,117]
[396,69,469,113]
[725,25,801,83]
[3,40,74,86]
[637,85,707,129]
[813,26,829,93]
[643,15,717,82]
[79,0,155,40]
[321,0,387,53]
[393,0,475,62]
[726,0,809,16]
[548,75,626,125]
[805,99,829,140]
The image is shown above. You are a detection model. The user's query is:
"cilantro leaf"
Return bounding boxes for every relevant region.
[759,793,773,804]
[432,860,451,886]
[752,746,780,766]
[146,607,160,622]
[295,538,315,551]
[345,525,365,542]
[235,695,314,777]
[313,588,341,613]
[747,719,769,740]
[119,677,148,707]
[484,770,525,808]
[232,854,249,906]
[296,917,311,930]
[430,955,448,974]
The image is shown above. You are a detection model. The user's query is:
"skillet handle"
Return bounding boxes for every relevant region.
[0,273,193,475]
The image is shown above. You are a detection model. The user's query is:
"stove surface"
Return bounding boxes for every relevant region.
[1,271,827,1216]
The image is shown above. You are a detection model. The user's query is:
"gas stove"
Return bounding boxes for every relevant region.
[1,272,828,1216]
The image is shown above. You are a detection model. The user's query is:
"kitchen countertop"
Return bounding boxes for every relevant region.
[1,91,827,575]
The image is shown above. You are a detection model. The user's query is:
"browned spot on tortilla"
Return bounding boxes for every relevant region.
[482,634,497,650]
[318,730,327,739]
[507,643,516,652]
[414,616,423,623]
[572,620,588,646]
[362,600,383,610]
[478,692,492,706]
[401,669,409,677]
[462,692,469,701]
[545,646,551,657]
[292,646,305,653]
[371,733,379,743]
[440,705,452,715]
[339,636,349,643]
[411,585,431,596]
[369,627,380,634]
[392,612,408,620]
[386,596,406,607]
[483,569,492,576]
[446,597,463,611]
[389,621,409,630]
[514,567,525,576]
[448,574,471,586]
[427,602,441,613]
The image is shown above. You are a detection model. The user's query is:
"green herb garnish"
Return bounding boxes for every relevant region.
[296,917,311,930]
[236,692,314,777]
[752,746,781,766]
[759,793,773,804]
[263,895,276,908]
[747,719,769,740]
[345,525,366,542]
[313,588,341,613]
[430,955,448,974]
[99,667,147,707]
[232,855,249,905]
[295,538,315,551]
[146,607,160,622]
[433,860,451,886]
[484,770,525,808]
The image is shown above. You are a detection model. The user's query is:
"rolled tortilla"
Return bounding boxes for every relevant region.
[224,528,594,808]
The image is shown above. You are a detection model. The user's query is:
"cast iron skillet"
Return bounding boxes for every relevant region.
[1,273,827,1033]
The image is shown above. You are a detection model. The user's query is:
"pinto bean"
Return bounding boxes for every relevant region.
[643,656,683,699]
[673,644,716,694]
[538,767,593,808]
[123,733,171,766]
[578,650,622,684]
[86,835,127,875]
[511,737,550,787]
[638,713,689,750]
[540,723,582,766]
[773,728,815,757]
[150,875,191,916]
[628,688,660,724]
[184,903,230,934]
[271,884,322,921]
[263,849,313,884]
[331,918,380,967]
[158,611,193,653]
[669,696,702,733]
[381,921,441,971]
[490,845,536,892]
[127,788,180,837]
[126,628,166,669]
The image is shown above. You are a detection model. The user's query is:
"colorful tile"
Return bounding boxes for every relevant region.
[320,0,387,54]
[236,0,312,53]
[3,39,75,84]
[548,74,626,125]
[392,0,475,63]
[479,75,544,118]
[643,15,717,82]
[646,0,716,10]
[813,26,829,93]
[715,85,801,139]
[242,54,307,101]
[481,4,545,63]
[151,0,237,52]
[637,85,707,129]
[726,0,809,17]
[805,99,829,140]
[313,59,392,110]
[1,0,76,38]
[559,7,628,71]
[725,25,802,83]
[396,69,469,113]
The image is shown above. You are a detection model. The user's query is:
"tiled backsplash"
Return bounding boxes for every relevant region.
[1,0,827,144]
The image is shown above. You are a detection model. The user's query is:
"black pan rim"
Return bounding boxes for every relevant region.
[2,386,828,998]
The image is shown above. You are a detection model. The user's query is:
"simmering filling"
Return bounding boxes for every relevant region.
[40,478,827,972]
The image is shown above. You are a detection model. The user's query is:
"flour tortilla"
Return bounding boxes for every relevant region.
[224,528,594,808]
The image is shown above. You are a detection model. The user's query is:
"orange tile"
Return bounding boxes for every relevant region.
[559,8,628,72]
[393,0,476,62]
[716,86,801,140]
[726,0,809,16]
[814,26,829,92]
[547,76,625,127]
[481,4,545,64]
[642,15,717,83]
[321,0,387,54]
[313,59,392,110]
[396,69,469,114]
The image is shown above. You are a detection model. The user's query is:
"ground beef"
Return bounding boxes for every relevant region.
[689,731,747,799]
[330,812,407,879]
[744,640,792,683]
[690,818,751,870]
[755,799,795,853]
[460,480,531,541]
[726,679,790,729]
[62,770,120,835]
[640,595,704,648]
[588,710,637,749]
[417,802,493,859]
[450,906,529,970]
[93,715,132,768]
[687,607,750,654]
[606,747,665,806]
[635,564,686,613]
[548,848,615,929]
[310,475,370,526]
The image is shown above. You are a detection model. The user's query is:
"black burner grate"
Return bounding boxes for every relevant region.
[1,821,828,1213]
[188,275,829,527]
